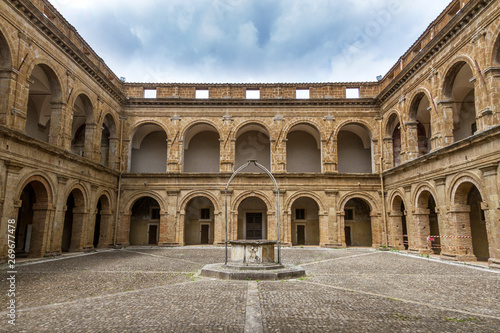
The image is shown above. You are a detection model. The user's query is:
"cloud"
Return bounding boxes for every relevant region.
[51,0,450,83]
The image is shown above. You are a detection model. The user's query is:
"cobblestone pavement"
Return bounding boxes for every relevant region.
[1,247,499,332]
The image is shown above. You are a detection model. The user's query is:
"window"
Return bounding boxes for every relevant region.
[144,89,157,98]
[246,89,260,99]
[295,208,306,220]
[150,207,160,220]
[195,89,209,99]
[344,208,354,221]
[296,89,310,99]
[200,208,211,220]
[346,88,360,99]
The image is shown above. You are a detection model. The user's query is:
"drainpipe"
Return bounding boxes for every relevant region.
[113,118,124,246]
[379,118,389,247]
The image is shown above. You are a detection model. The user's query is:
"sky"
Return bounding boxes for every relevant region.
[49,0,452,83]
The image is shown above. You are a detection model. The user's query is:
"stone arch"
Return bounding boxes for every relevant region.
[123,191,167,214]
[0,27,13,68]
[25,60,65,143]
[408,89,433,157]
[282,119,324,139]
[234,122,271,172]
[289,195,321,246]
[413,184,441,254]
[180,119,222,143]
[182,121,220,173]
[388,191,408,250]
[285,191,326,213]
[339,193,377,247]
[235,192,271,241]
[98,112,118,168]
[338,192,378,214]
[16,174,53,257]
[180,190,221,213]
[232,120,272,140]
[17,172,55,207]
[285,122,322,173]
[232,191,273,213]
[93,191,113,248]
[336,121,374,173]
[182,194,218,245]
[61,184,88,252]
[129,122,169,173]
[413,183,439,209]
[493,31,500,64]
[127,194,164,246]
[25,58,65,101]
[70,93,95,157]
[384,110,403,168]
[129,119,172,140]
[449,173,485,207]
[442,56,478,99]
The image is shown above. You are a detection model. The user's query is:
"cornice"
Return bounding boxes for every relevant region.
[377,0,494,104]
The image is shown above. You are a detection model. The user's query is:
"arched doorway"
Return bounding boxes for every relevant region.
[183,123,220,172]
[16,180,51,257]
[129,197,161,245]
[129,123,168,173]
[343,198,372,247]
[184,196,215,245]
[286,124,321,172]
[337,123,373,173]
[61,189,86,252]
[389,195,408,250]
[291,197,319,245]
[235,124,270,172]
[238,197,268,240]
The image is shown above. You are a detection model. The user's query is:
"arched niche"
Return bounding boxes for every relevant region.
[100,114,117,168]
[129,123,168,173]
[409,93,431,156]
[235,124,270,172]
[184,196,216,245]
[183,123,220,173]
[286,124,321,173]
[129,197,161,245]
[290,197,319,245]
[386,113,401,167]
[70,94,94,157]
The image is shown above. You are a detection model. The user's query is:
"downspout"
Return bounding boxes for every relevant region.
[379,118,389,248]
[113,118,124,246]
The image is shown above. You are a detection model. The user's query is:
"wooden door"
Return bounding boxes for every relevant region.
[246,213,263,240]
[148,225,158,244]
[297,225,305,245]
[201,225,209,244]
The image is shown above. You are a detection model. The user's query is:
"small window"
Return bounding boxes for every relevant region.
[196,89,209,99]
[344,208,354,221]
[295,208,306,220]
[246,89,260,99]
[296,89,310,99]
[346,88,360,99]
[200,208,211,220]
[150,207,160,220]
[144,89,157,98]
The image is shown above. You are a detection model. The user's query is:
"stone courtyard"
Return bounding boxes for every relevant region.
[1,247,499,332]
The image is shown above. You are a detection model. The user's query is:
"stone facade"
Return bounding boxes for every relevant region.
[0,0,499,267]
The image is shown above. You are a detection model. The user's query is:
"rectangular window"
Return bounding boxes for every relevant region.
[195,89,209,99]
[246,89,260,99]
[295,208,306,220]
[150,207,160,220]
[346,88,360,99]
[296,89,310,99]
[144,89,157,98]
[200,208,211,220]
[344,208,354,221]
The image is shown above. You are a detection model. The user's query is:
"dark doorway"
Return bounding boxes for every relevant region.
[93,200,102,248]
[148,225,158,245]
[345,226,352,246]
[297,225,305,245]
[246,213,263,240]
[62,193,75,252]
[201,225,209,244]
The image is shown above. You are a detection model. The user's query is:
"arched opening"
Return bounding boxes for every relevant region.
[409,93,431,156]
[0,30,12,121]
[454,182,490,261]
[71,94,93,157]
[235,124,270,172]
[238,197,268,240]
[93,195,112,248]
[100,114,116,167]
[291,197,319,245]
[344,198,372,247]
[183,123,220,172]
[386,114,401,167]
[286,124,321,173]
[415,191,440,254]
[130,123,168,173]
[26,65,62,142]
[337,123,372,173]
[390,196,408,250]
[184,196,216,245]
[494,33,500,65]
[444,62,476,142]
[16,180,50,257]
[129,197,161,245]
[61,189,86,252]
